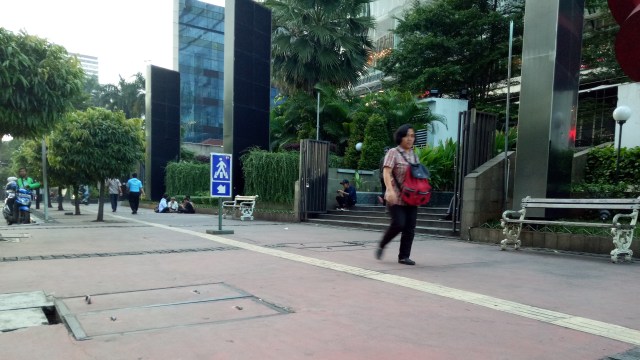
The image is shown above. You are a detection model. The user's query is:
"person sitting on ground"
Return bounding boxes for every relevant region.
[155,193,170,213]
[178,196,196,214]
[336,179,357,211]
[168,197,179,213]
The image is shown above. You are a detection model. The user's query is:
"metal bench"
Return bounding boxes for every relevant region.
[222,195,258,221]
[501,196,640,262]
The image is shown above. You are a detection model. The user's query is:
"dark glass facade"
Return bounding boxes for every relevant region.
[176,0,225,143]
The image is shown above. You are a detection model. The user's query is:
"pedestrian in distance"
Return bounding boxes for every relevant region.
[376,124,419,265]
[168,197,179,213]
[178,196,196,214]
[126,173,145,214]
[106,178,123,212]
[155,193,170,213]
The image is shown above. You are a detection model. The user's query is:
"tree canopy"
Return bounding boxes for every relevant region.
[47,108,144,220]
[0,28,85,138]
[378,0,524,104]
[265,0,376,95]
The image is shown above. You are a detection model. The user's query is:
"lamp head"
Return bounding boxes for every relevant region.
[613,105,632,124]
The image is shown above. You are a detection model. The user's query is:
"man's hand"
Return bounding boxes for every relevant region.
[24,184,30,190]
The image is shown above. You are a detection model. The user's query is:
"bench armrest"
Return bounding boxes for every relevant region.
[502,209,525,221]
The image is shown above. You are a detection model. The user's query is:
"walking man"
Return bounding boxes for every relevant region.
[126,173,145,214]
[106,178,123,212]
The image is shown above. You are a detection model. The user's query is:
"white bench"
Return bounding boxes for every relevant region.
[501,196,640,263]
[222,195,259,221]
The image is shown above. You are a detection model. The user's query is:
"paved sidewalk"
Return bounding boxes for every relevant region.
[0,203,638,359]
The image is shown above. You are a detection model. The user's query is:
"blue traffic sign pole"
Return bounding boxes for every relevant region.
[207,153,234,235]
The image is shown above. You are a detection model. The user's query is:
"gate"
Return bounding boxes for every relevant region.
[452,109,498,230]
[298,139,330,221]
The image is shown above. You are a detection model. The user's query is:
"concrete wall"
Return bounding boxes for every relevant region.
[326,168,378,209]
[460,151,515,240]
[617,83,640,148]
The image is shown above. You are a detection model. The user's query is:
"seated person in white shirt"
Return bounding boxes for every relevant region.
[168,197,179,212]
[155,193,170,213]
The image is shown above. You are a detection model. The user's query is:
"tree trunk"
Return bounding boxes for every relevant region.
[96,180,105,222]
[73,185,80,215]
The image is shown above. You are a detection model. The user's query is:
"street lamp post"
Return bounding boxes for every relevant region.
[612,105,632,181]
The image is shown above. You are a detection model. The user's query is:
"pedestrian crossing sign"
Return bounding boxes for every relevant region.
[210,153,232,198]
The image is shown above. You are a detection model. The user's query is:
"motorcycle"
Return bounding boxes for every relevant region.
[3,177,32,225]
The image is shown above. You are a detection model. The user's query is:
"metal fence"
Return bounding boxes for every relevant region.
[298,139,330,221]
[452,109,498,231]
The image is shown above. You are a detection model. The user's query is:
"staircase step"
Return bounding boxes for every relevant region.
[326,210,448,221]
[332,205,449,215]
[307,218,458,236]
[316,213,458,229]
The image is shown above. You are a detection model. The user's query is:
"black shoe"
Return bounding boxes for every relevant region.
[398,258,416,265]
[375,248,383,260]
[441,214,452,220]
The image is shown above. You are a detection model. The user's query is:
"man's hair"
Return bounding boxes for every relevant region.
[18,167,26,172]
[394,124,414,145]
[132,173,137,178]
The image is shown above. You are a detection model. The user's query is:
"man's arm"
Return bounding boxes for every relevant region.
[27,178,41,190]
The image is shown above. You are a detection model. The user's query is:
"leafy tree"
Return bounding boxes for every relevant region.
[265,0,376,95]
[0,28,85,138]
[378,0,525,104]
[580,0,627,84]
[47,108,144,220]
[0,138,24,184]
[269,85,354,153]
[356,89,445,142]
[71,75,102,111]
[358,114,388,170]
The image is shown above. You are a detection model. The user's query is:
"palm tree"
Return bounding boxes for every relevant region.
[96,73,145,119]
[265,0,376,95]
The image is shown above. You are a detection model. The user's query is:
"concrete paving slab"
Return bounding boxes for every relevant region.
[0,308,48,331]
[0,290,52,311]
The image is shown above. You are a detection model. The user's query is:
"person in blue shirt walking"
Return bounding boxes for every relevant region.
[126,173,145,214]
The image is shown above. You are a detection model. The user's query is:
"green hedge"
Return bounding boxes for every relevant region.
[584,145,640,185]
[241,149,299,204]
[165,161,210,197]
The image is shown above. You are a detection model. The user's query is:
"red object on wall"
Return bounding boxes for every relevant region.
[609,0,640,81]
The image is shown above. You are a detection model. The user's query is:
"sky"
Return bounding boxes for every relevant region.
[0,0,178,85]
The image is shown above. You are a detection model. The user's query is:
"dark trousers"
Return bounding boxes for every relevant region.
[129,192,141,212]
[379,205,418,259]
[336,195,355,208]
[109,194,119,211]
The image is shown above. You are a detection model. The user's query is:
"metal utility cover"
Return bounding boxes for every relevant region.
[0,308,49,332]
[59,283,288,339]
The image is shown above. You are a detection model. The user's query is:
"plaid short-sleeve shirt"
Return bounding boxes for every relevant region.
[383,146,418,206]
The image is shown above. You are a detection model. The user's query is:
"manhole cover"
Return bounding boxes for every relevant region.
[57,283,290,340]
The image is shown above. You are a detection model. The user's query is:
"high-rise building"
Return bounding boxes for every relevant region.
[69,53,99,78]
[174,0,225,144]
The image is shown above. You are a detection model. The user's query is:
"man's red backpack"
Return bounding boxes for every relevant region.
[396,150,432,206]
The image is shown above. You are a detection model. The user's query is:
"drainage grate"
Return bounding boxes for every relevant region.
[56,282,292,340]
[0,246,239,262]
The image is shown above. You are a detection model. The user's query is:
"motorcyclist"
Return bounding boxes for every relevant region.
[13,167,40,221]
[16,167,40,191]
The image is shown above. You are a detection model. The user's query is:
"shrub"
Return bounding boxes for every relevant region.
[165,161,210,197]
[585,145,640,185]
[358,114,388,170]
[415,139,456,191]
[241,149,299,204]
[343,112,369,168]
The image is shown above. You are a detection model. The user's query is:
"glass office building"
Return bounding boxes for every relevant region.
[174,0,225,143]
